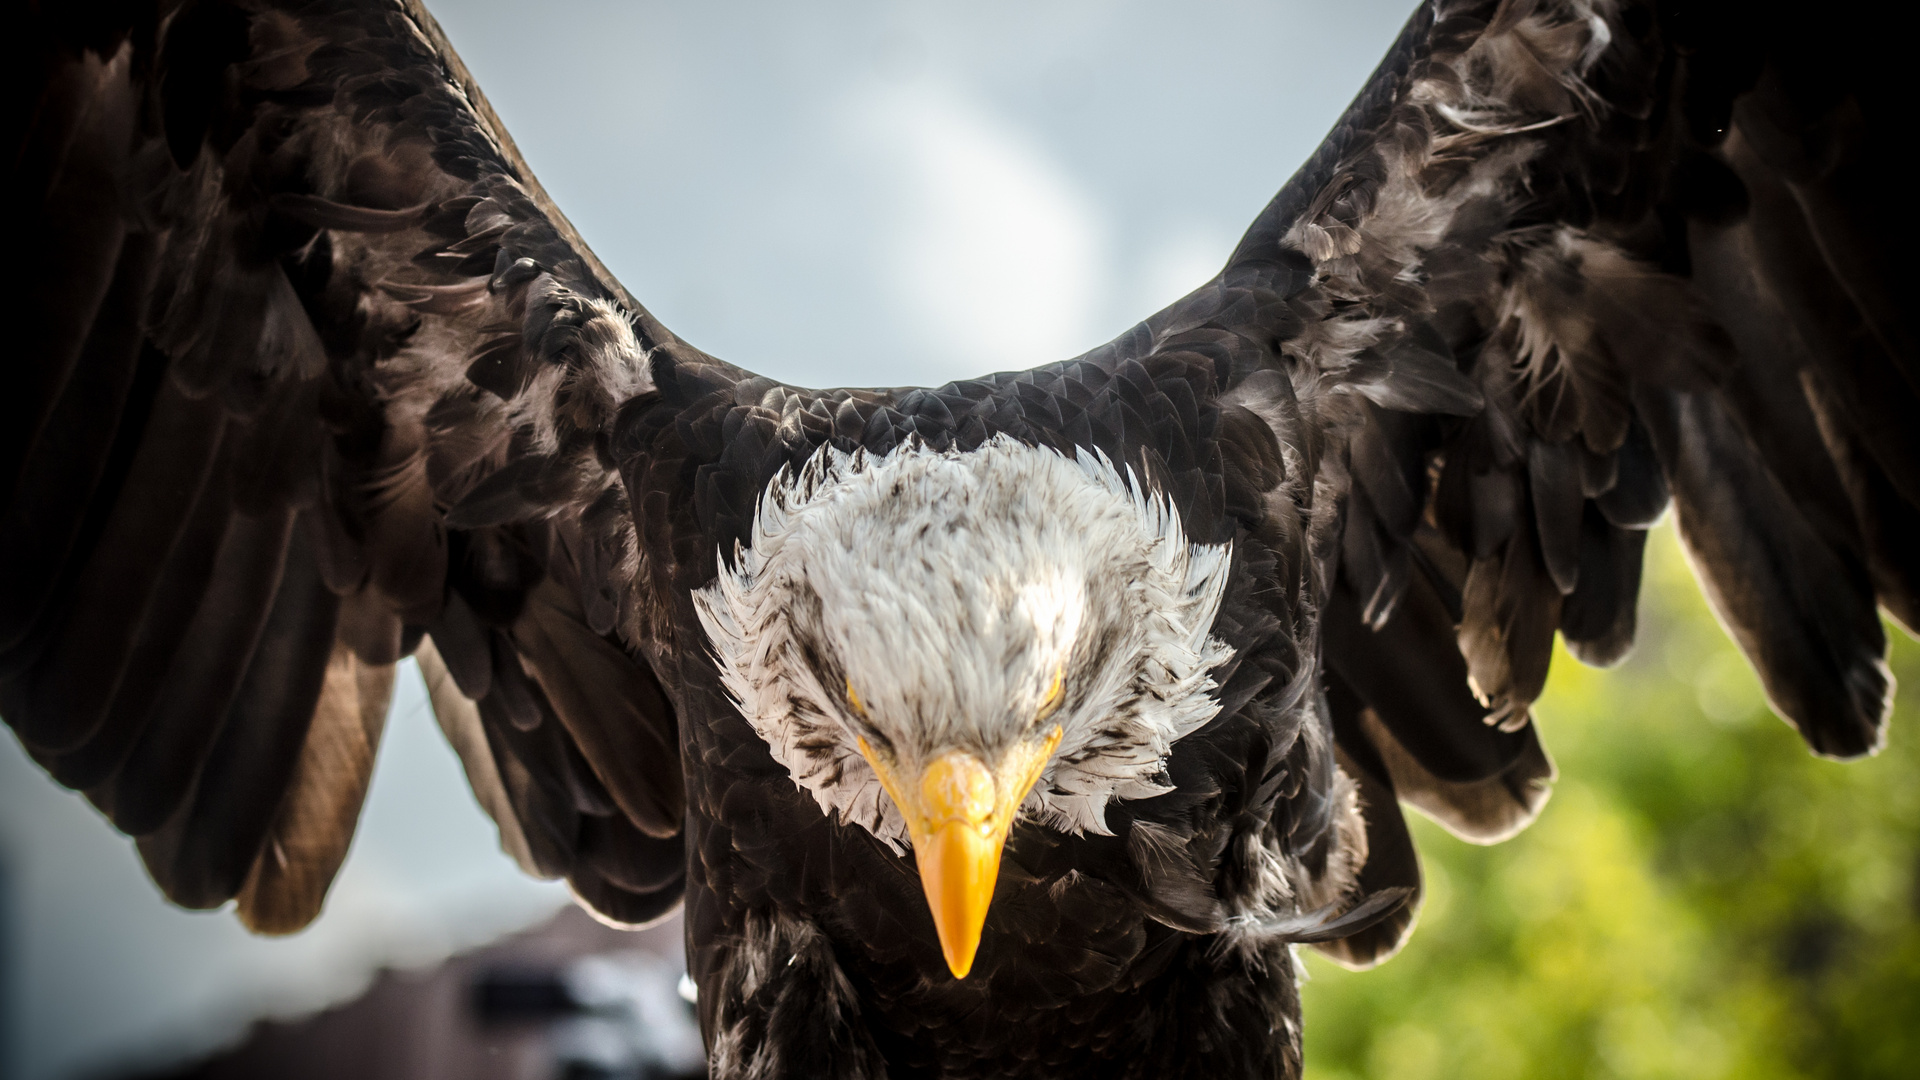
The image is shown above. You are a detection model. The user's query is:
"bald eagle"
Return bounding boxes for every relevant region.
[4,0,1913,1075]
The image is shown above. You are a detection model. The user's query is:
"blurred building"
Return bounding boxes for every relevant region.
[104,908,703,1080]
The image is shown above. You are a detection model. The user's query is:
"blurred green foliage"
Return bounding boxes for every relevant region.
[1302,523,1920,1080]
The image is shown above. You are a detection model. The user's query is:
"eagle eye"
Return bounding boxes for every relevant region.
[1035,665,1066,724]
[842,679,897,754]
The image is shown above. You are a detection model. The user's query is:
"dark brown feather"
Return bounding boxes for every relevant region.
[138,526,341,908]
[1356,702,1554,845]
[0,235,159,650]
[3,378,227,754]
[235,645,395,934]
[512,578,684,838]
[1558,505,1645,668]
[109,506,296,836]
[1319,682,1424,969]
[1643,387,1889,758]
[1324,568,1532,783]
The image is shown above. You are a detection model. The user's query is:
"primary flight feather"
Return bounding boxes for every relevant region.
[3,0,1913,1075]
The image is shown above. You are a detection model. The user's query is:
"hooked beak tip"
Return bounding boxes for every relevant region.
[918,818,1001,980]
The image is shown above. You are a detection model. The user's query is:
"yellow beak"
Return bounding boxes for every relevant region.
[858,727,1062,979]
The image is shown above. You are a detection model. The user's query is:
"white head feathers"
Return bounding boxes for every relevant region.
[693,435,1234,850]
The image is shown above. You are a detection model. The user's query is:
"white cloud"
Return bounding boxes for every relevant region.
[855,86,1109,379]
[1133,223,1235,319]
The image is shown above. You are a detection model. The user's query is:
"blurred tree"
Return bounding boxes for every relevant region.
[1302,524,1920,1080]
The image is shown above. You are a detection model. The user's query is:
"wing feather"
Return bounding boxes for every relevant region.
[1210,0,1911,784]
[2,0,687,930]
[1195,0,1911,963]
[236,643,396,935]
[137,523,342,909]
[416,636,538,875]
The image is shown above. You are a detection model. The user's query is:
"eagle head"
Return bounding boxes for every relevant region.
[694,435,1233,977]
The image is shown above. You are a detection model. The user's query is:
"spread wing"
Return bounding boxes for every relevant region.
[2,0,721,931]
[1153,0,1915,965]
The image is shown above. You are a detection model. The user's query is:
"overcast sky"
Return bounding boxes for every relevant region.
[0,2,1413,1077]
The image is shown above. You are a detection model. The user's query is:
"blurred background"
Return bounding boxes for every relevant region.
[1,1,1914,1077]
